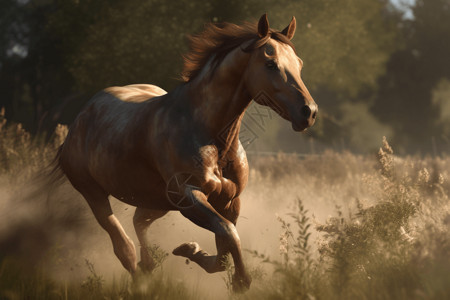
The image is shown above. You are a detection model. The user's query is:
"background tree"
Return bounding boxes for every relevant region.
[253,0,400,152]
[1,0,449,154]
[0,0,28,127]
[372,0,450,154]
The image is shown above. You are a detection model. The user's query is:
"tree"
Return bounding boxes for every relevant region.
[371,0,450,154]
[260,0,400,152]
[1,0,112,131]
[0,0,28,126]
[0,0,402,154]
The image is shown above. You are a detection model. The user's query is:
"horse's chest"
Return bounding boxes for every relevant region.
[207,159,248,206]
[193,144,248,208]
[207,176,239,209]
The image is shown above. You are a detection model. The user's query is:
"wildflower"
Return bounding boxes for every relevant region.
[279,233,288,255]
[400,226,414,242]
[418,168,430,184]
[438,173,445,185]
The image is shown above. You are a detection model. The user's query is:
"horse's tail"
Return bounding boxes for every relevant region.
[46,144,66,188]
[29,144,66,199]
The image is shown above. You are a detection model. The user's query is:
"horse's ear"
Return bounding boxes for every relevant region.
[281,16,296,40]
[257,13,269,38]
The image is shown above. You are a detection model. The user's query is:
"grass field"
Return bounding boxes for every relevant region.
[0,116,449,299]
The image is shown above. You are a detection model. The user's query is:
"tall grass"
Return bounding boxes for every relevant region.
[0,108,66,180]
[0,112,449,299]
[0,257,200,300]
[243,137,450,300]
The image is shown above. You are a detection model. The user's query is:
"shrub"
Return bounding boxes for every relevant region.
[247,137,449,299]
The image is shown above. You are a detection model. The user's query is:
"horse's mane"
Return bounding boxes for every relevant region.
[181,20,295,82]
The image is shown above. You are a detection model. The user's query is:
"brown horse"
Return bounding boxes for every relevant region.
[56,14,317,291]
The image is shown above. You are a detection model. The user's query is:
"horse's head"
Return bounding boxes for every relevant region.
[245,14,318,132]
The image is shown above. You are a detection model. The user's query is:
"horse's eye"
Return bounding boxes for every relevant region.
[266,60,279,70]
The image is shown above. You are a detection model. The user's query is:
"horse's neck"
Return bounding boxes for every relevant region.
[185,48,251,155]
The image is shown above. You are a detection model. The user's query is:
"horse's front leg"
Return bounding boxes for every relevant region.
[173,197,241,272]
[173,191,251,292]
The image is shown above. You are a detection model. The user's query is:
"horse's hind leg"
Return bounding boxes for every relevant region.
[79,188,137,274]
[133,207,168,273]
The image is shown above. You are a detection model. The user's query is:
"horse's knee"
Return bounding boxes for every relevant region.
[112,235,137,273]
[219,197,241,225]
[112,237,135,258]
[218,221,240,240]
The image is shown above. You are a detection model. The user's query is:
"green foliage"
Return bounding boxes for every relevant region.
[0,258,199,300]
[81,259,104,295]
[432,78,450,139]
[274,199,318,299]
[1,0,400,144]
[244,198,320,299]
[321,101,393,152]
[223,252,266,297]
[269,0,398,96]
[65,0,210,91]
[316,142,420,299]
[2,0,450,154]
[143,244,169,271]
[371,0,450,153]
[0,258,61,300]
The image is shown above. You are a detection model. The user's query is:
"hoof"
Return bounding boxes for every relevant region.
[232,273,252,293]
[137,261,156,274]
[172,242,200,259]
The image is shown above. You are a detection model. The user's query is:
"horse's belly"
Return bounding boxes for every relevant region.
[109,185,175,210]
[110,189,174,210]
[91,161,173,209]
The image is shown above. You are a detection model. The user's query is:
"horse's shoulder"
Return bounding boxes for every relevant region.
[104,84,167,103]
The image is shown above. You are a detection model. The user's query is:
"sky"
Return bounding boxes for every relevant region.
[390,0,416,19]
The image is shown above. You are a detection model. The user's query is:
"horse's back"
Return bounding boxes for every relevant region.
[61,84,167,168]
[104,84,167,103]
[59,84,170,205]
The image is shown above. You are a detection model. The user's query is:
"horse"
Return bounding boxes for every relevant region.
[55,14,317,292]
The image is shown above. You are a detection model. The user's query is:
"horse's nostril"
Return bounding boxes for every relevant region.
[300,105,311,118]
[312,111,317,119]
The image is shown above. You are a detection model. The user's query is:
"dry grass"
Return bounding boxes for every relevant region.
[0,114,449,299]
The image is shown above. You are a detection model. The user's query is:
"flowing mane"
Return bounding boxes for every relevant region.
[181,21,295,82]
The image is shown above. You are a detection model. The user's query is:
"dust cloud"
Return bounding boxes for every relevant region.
[0,153,367,298]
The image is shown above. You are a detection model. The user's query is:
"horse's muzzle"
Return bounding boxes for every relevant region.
[292,104,318,131]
